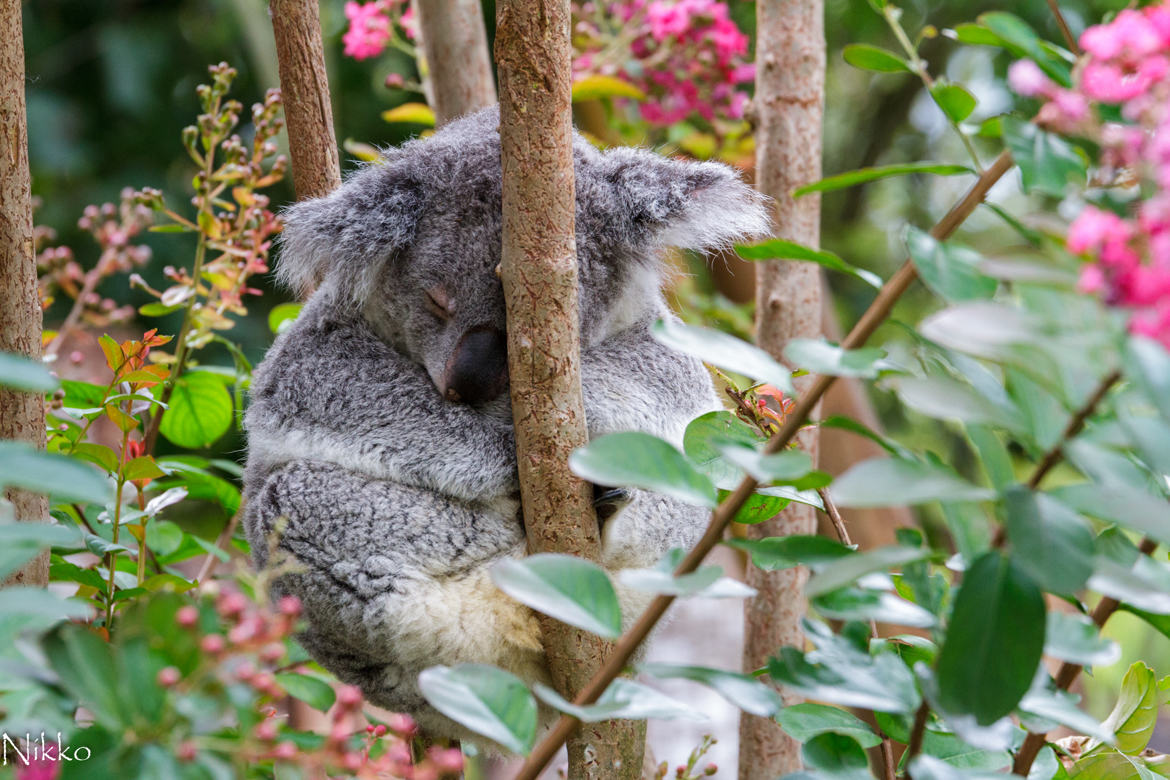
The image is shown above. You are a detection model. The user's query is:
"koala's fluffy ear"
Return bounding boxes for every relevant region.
[276,162,422,301]
[589,147,771,253]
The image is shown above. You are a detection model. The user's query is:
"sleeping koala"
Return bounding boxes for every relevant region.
[242,106,768,740]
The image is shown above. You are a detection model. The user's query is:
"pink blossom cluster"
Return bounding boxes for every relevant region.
[1008,5,1170,348]
[342,0,415,60]
[575,0,754,125]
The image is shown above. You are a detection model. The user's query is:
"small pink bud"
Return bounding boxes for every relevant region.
[432,747,464,772]
[176,605,199,628]
[217,592,247,618]
[234,661,257,683]
[342,751,364,771]
[69,350,84,365]
[386,712,416,736]
[336,685,363,710]
[254,720,278,741]
[200,634,225,654]
[371,724,387,737]
[177,741,198,762]
[277,595,302,616]
[384,72,406,89]
[271,741,297,760]
[260,642,285,663]
[329,722,351,742]
[156,666,181,687]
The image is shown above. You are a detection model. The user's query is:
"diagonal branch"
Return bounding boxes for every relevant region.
[514,150,1015,780]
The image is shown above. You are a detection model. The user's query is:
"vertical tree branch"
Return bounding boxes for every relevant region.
[269,0,341,201]
[415,0,496,125]
[742,1,825,777]
[0,0,49,587]
[495,2,644,777]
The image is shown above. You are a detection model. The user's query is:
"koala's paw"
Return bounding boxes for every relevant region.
[592,485,634,525]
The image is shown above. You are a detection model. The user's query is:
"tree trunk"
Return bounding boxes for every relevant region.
[415,0,496,125]
[269,0,341,201]
[495,2,645,777]
[740,1,825,778]
[0,0,49,587]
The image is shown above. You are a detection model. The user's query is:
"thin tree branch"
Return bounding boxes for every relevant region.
[818,487,850,545]
[1012,538,1157,775]
[902,700,931,777]
[1046,0,1081,55]
[415,0,496,125]
[991,368,1122,548]
[513,149,1016,780]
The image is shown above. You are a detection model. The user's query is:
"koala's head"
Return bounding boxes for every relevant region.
[277,106,768,406]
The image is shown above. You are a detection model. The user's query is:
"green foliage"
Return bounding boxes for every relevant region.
[490,554,623,639]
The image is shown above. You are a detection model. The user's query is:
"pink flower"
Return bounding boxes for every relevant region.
[1068,206,1131,254]
[647,1,691,40]
[1078,264,1107,294]
[342,1,392,60]
[1081,9,1163,61]
[1008,59,1052,98]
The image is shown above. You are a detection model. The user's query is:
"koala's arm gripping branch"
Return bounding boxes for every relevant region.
[513,149,1015,780]
[269,0,341,202]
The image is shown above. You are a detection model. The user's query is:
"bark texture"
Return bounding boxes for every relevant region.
[0,0,49,586]
[741,1,826,778]
[269,0,342,201]
[495,2,645,776]
[416,0,497,125]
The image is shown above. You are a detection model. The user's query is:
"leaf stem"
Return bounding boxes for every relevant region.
[512,150,1016,780]
[902,700,931,778]
[1046,0,1081,55]
[105,429,130,630]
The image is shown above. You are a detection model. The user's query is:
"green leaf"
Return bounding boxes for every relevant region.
[0,351,57,392]
[728,491,791,524]
[276,672,337,712]
[533,678,704,723]
[724,535,853,571]
[794,163,972,197]
[878,713,1012,772]
[1019,682,1115,744]
[831,457,995,508]
[138,302,182,316]
[909,755,1007,780]
[1044,611,1121,668]
[920,302,1041,360]
[717,445,814,485]
[570,431,717,508]
[640,663,783,716]
[1052,484,1170,549]
[1100,662,1166,755]
[776,703,883,748]
[931,83,977,123]
[814,586,936,628]
[158,371,233,449]
[651,318,795,395]
[842,44,911,73]
[73,442,120,473]
[735,239,883,289]
[571,74,645,102]
[268,302,303,335]
[1004,488,1096,595]
[42,623,124,726]
[937,552,1046,724]
[0,441,111,505]
[978,13,1071,86]
[144,520,184,557]
[949,23,1005,46]
[802,733,873,780]
[417,664,537,755]
[1089,555,1170,615]
[380,102,435,126]
[490,554,622,639]
[618,556,754,599]
[905,227,997,302]
[784,339,887,379]
[767,620,920,714]
[895,376,1024,432]
[806,546,932,597]
[1002,117,1086,197]
[1127,336,1170,423]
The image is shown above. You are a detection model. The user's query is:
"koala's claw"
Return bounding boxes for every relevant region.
[592,485,633,524]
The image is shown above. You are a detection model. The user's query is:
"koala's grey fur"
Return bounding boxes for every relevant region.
[242,106,769,743]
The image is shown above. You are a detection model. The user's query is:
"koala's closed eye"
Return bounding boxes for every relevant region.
[424,286,451,320]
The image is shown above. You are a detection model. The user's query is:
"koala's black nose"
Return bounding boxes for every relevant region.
[441,326,509,405]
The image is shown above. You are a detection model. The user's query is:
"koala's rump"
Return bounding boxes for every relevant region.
[243,460,551,734]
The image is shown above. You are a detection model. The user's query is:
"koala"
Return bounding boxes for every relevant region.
[241,106,769,742]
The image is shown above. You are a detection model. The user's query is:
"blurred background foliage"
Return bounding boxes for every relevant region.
[21,0,1161,718]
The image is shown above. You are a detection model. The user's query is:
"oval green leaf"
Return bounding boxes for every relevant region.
[0,352,57,393]
[418,664,537,755]
[735,239,882,289]
[571,431,717,508]
[158,371,233,449]
[842,44,912,73]
[491,554,622,639]
[831,457,995,508]
[651,318,795,396]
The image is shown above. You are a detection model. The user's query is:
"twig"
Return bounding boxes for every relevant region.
[1011,538,1157,775]
[512,150,1016,780]
[817,487,850,545]
[902,700,931,778]
[195,508,241,585]
[1046,0,1081,55]
[992,369,1121,548]
[44,267,103,359]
